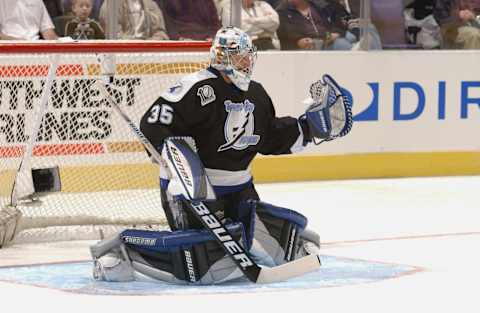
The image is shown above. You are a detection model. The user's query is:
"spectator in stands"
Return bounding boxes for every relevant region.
[159,0,221,41]
[54,0,103,36]
[455,0,480,48]
[237,0,280,50]
[328,0,360,38]
[407,0,436,20]
[0,0,59,40]
[43,0,64,19]
[99,0,168,40]
[434,0,460,48]
[434,0,480,48]
[63,0,103,20]
[213,0,231,26]
[65,0,105,39]
[329,0,383,49]
[266,0,282,9]
[276,0,353,50]
[404,0,441,49]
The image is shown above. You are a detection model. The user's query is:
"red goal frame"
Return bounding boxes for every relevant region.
[0,40,212,54]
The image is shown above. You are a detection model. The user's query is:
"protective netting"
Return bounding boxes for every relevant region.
[0,47,209,244]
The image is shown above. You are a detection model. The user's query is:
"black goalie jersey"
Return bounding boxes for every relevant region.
[140,67,304,191]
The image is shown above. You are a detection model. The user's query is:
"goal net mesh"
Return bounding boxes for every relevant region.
[0,42,209,244]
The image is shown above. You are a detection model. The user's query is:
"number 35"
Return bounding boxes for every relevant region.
[147,104,173,124]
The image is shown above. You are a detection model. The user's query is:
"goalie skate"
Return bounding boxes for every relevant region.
[296,229,321,258]
[93,253,135,282]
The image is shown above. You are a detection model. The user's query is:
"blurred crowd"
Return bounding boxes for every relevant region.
[0,0,479,50]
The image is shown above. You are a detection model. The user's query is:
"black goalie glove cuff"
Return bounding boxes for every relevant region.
[300,74,353,145]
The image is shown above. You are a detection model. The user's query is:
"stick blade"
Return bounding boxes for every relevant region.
[255,254,321,284]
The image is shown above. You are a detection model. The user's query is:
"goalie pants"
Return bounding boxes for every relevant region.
[160,181,261,232]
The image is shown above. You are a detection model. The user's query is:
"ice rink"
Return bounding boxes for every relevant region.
[1,175,479,313]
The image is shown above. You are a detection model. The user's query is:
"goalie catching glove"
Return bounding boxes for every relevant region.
[300,74,353,145]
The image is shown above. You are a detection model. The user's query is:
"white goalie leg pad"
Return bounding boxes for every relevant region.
[245,201,309,266]
[161,136,216,201]
[90,223,247,284]
[121,225,247,284]
[92,244,135,282]
[128,252,244,285]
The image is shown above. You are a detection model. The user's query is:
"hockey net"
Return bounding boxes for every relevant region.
[0,41,210,246]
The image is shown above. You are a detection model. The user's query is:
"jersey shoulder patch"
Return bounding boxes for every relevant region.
[196,84,216,106]
[161,69,218,103]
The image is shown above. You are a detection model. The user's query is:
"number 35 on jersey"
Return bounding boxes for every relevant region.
[147,104,173,125]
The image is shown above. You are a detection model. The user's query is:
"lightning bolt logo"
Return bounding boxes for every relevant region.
[218,100,260,152]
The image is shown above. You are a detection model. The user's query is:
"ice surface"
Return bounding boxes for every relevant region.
[1,176,479,313]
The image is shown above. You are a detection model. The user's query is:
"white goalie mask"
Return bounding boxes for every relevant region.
[210,26,257,91]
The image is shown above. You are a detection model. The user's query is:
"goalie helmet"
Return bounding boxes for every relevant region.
[210,26,257,91]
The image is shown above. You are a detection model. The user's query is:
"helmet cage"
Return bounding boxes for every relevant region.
[210,27,257,91]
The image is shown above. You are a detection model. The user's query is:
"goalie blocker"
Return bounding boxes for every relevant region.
[90,137,320,284]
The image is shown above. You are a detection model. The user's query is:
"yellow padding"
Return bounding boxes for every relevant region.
[2,152,478,196]
[106,141,145,153]
[60,163,159,192]
[87,62,208,76]
[0,170,15,197]
[251,152,480,182]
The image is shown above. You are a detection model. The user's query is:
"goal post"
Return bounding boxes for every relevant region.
[0,40,211,247]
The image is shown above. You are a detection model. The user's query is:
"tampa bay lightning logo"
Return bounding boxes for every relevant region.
[218,100,260,152]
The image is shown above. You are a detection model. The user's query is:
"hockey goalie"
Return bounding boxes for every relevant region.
[90,26,353,284]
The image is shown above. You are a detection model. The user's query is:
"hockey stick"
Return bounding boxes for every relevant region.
[94,80,321,284]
